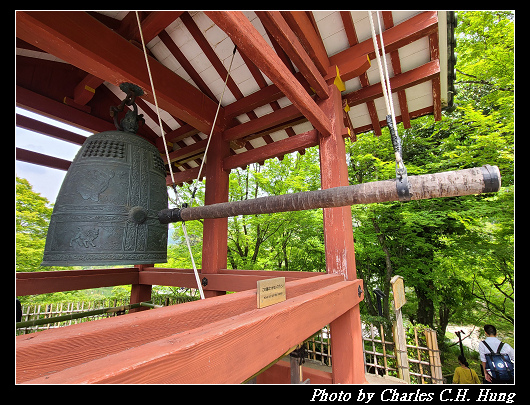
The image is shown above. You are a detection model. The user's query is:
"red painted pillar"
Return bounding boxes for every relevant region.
[129,264,153,313]
[201,130,230,298]
[318,84,366,384]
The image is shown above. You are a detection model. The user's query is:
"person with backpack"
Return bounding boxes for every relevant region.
[478,324,514,384]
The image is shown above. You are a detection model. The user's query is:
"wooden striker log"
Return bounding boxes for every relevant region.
[158,165,500,223]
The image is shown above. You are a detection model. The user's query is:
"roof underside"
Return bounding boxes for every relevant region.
[16,10,454,186]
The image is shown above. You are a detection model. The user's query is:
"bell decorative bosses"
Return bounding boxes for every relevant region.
[42,83,168,266]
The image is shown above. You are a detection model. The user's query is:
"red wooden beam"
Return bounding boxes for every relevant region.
[359,72,382,136]
[19,277,361,384]
[138,268,321,292]
[16,273,345,383]
[353,105,434,134]
[382,11,411,129]
[329,11,438,66]
[16,148,71,171]
[162,139,208,164]
[166,166,202,186]
[16,268,138,296]
[281,11,330,76]
[221,54,368,125]
[181,12,244,102]
[158,30,218,103]
[223,79,296,121]
[70,73,105,107]
[16,114,88,145]
[343,60,440,107]
[16,85,115,133]
[256,11,329,100]
[223,129,318,171]
[205,11,332,138]
[238,41,297,141]
[340,11,358,47]
[131,11,184,44]
[318,84,366,384]
[223,104,302,142]
[201,128,231,297]
[16,11,219,134]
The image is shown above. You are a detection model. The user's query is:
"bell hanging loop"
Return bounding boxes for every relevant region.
[109,82,146,134]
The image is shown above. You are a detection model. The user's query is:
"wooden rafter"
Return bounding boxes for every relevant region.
[16,11,219,134]
[256,11,329,100]
[281,11,330,76]
[16,85,114,133]
[343,60,440,108]
[224,104,302,142]
[16,114,87,145]
[128,11,184,44]
[224,129,319,171]
[158,30,219,103]
[16,148,71,171]
[180,12,266,150]
[205,11,332,138]
[329,11,438,67]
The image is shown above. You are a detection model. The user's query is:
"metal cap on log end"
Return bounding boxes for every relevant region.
[157,165,502,224]
[481,164,501,193]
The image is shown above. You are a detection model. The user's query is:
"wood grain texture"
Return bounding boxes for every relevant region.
[16,273,342,383]
[175,166,500,222]
[21,278,362,383]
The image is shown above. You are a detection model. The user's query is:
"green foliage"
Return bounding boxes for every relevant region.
[16,177,53,272]
[16,11,513,364]
[351,10,513,343]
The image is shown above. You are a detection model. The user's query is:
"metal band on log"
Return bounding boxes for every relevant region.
[158,165,501,223]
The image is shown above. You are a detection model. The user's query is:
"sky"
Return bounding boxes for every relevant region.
[15,107,92,203]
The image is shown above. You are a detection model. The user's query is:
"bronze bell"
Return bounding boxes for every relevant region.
[41,83,168,266]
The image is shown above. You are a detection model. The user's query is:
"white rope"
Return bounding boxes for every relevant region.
[368,11,391,116]
[136,12,205,299]
[190,46,237,204]
[135,11,177,188]
[181,222,205,299]
[375,11,399,140]
[368,10,402,165]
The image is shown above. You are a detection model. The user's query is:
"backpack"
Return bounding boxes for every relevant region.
[482,341,514,382]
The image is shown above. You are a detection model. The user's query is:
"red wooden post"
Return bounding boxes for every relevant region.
[318,84,367,384]
[129,264,153,313]
[201,130,230,298]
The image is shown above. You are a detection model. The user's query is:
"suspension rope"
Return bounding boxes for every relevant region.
[368,11,410,201]
[135,11,180,201]
[367,10,403,166]
[136,11,207,298]
[189,45,238,204]
[136,13,238,299]
[375,11,400,159]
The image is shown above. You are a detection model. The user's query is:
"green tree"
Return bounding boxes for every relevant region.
[16,177,53,272]
[350,10,514,342]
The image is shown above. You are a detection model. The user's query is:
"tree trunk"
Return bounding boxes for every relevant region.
[415,286,435,328]
[371,218,393,320]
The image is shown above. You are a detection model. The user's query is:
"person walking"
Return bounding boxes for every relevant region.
[478,324,515,384]
[453,355,481,384]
